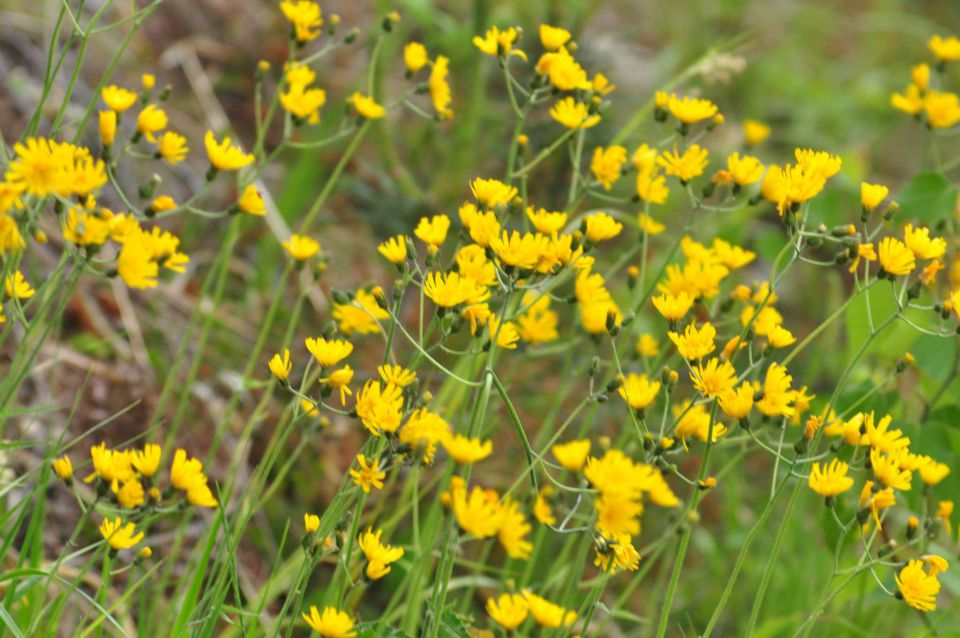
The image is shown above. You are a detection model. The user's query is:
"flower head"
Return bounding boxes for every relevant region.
[99,517,144,550]
[301,606,355,638]
[204,131,253,171]
[808,459,853,497]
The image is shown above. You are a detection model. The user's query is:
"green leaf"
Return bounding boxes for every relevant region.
[356,624,412,638]
[895,172,957,224]
[436,609,472,638]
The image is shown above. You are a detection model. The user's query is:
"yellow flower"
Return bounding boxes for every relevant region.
[891,84,924,115]
[101,85,137,112]
[357,528,404,579]
[320,365,353,405]
[526,207,567,234]
[924,90,960,128]
[5,271,34,299]
[534,487,556,525]
[99,110,116,146]
[808,459,853,497]
[53,455,73,481]
[743,119,771,146]
[280,0,324,43]
[896,560,941,612]
[399,408,451,463]
[539,24,571,51]
[280,83,327,121]
[666,94,719,124]
[860,182,889,211]
[301,606,356,638]
[877,236,915,276]
[414,214,450,247]
[726,152,764,186]
[237,185,267,216]
[170,449,218,507]
[473,26,526,60]
[551,439,591,472]
[116,479,145,508]
[305,337,352,368]
[348,92,386,119]
[443,434,493,464]
[636,166,669,204]
[99,517,144,550]
[755,362,795,417]
[157,132,188,165]
[523,591,576,627]
[150,195,176,213]
[486,593,529,630]
[429,56,454,119]
[674,401,727,443]
[470,177,518,208]
[136,105,167,142]
[516,293,559,344]
[355,381,404,435]
[584,212,623,243]
[652,291,694,321]
[204,131,254,171]
[304,513,320,533]
[929,34,960,62]
[131,444,162,477]
[636,333,659,357]
[590,145,627,190]
[550,97,600,129]
[668,321,716,360]
[658,145,709,182]
[491,230,546,270]
[498,497,532,559]
[618,373,661,410]
[537,47,589,91]
[376,365,415,387]
[451,482,502,537]
[349,454,386,493]
[377,235,408,265]
[871,448,912,491]
[282,234,320,260]
[691,357,737,398]
[333,289,389,336]
[718,381,754,420]
[404,42,428,73]
[904,224,946,261]
[919,460,951,486]
[424,271,489,308]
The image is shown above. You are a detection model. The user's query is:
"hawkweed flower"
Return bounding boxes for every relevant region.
[725,152,764,186]
[919,460,950,486]
[666,93,718,125]
[377,235,408,265]
[429,55,454,119]
[473,26,526,60]
[584,212,623,243]
[618,373,661,410]
[320,364,353,405]
[170,449,218,507]
[870,448,912,491]
[414,214,450,249]
[349,454,386,492]
[136,105,167,142]
[668,322,716,360]
[304,513,320,533]
[442,434,493,464]
[551,439,590,472]
[539,24,571,51]
[861,182,889,212]
[550,97,600,129]
[131,444,161,478]
[357,527,404,579]
[156,131,188,164]
[896,560,942,611]
[526,207,567,234]
[237,185,267,216]
[99,110,117,146]
[280,0,324,43]
[52,455,73,482]
[301,606,356,638]
[590,145,627,191]
[204,131,254,172]
[471,177,517,209]
[5,271,34,299]
[808,459,854,497]
[377,364,416,387]
[102,85,138,112]
[929,34,960,63]
[658,145,709,183]
[348,92,385,119]
[523,591,576,627]
[282,234,320,261]
[743,119,770,146]
[691,357,736,398]
[903,224,946,261]
[268,349,292,381]
[718,382,754,420]
[99,517,144,550]
[305,337,352,368]
[404,42,427,73]
[486,593,528,630]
